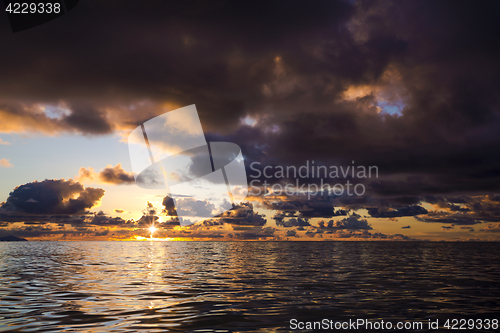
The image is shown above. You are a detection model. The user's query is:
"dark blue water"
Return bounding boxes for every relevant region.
[0,241,499,332]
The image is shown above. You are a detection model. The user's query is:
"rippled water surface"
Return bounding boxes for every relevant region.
[0,241,499,332]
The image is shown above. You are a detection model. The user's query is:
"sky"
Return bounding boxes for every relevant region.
[1,0,500,241]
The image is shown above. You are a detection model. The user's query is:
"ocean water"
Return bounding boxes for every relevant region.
[0,241,499,332]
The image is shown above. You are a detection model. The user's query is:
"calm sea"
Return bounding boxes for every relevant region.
[0,241,499,332]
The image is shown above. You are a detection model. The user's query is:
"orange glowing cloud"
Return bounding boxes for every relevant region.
[0,158,12,168]
[75,164,135,185]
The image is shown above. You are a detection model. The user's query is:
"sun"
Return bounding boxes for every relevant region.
[149,226,157,234]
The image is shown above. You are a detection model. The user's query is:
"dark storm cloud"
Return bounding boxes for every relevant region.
[0,179,104,222]
[63,103,112,135]
[162,196,178,216]
[367,205,427,218]
[206,1,500,201]
[300,204,348,218]
[0,0,354,134]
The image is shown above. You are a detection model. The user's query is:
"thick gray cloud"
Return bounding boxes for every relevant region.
[218,202,267,226]
[264,197,349,219]
[414,195,500,225]
[136,202,160,226]
[0,179,104,221]
[162,196,178,216]
[317,213,372,231]
[89,211,131,226]
[367,205,428,218]
[160,199,267,228]
[276,217,311,228]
